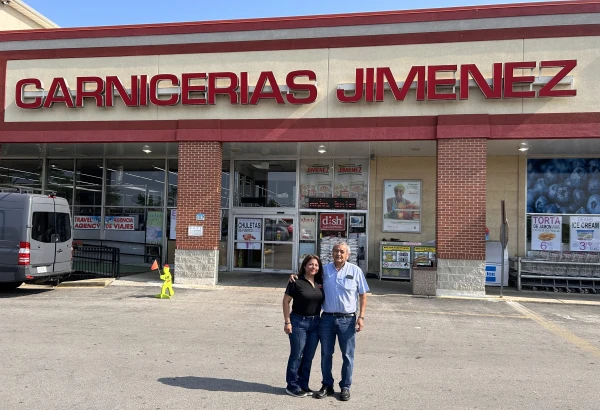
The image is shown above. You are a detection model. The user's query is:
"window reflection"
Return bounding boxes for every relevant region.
[48,159,75,205]
[75,159,103,206]
[0,159,43,189]
[234,160,296,207]
[105,159,165,207]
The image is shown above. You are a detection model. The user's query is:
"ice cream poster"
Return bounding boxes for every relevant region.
[570,216,600,252]
[527,159,600,215]
[236,218,262,250]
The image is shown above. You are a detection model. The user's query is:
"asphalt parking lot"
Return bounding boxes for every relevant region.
[1,280,600,410]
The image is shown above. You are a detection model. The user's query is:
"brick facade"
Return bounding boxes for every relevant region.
[174,141,222,284]
[436,138,487,260]
[176,141,222,249]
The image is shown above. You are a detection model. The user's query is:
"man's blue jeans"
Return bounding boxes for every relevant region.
[319,314,356,389]
[286,313,320,391]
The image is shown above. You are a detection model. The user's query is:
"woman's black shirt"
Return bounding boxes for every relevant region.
[285,275,323,317]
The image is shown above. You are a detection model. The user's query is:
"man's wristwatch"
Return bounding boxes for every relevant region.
[358,317,365,320]
[284,322,291,325]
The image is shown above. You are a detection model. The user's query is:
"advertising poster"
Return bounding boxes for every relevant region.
[531,215,562,250]
[570,216,600,252]
[104,216,137,230]
[300,215,317,240]
[74,216,101,229]
[350,215,365,228]
[236,218,262,250]
[299,242,316,262]
[527,158,600,214]
[170,209,177,240]
[145,211,163,245]
[381,244,411,279]
[319,213,346,231]
[383,180,422,232]
[413,246,436,267]
[74,216,138,230]
[334,159,369,209]
[299,160,333,207]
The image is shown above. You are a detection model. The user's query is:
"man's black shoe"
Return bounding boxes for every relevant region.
[314,384,334,399]
[301,387,313,396]
[340,388,350,401]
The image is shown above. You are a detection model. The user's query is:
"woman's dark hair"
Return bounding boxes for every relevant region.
[299,254,323,284]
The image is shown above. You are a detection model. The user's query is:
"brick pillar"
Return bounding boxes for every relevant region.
[174,141,222,285]
[436,138,486,296]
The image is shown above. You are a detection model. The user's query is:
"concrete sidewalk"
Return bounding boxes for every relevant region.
[107,270,600,307]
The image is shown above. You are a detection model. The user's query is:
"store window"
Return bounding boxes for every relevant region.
[0,159,43,190]
[105,159,165,207]
[299,159,369,210]
[74,159,103,207]
[526,158,600,253]
[233,160,296,207]
[167,159,178,207]
[47,159,75,205]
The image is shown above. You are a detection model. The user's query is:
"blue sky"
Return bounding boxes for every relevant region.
[24,0,547,28]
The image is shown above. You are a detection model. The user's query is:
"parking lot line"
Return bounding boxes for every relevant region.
[507,301,600,359]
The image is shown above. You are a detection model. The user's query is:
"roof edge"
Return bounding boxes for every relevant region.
[0,1,598,41]
[8,0,59,29]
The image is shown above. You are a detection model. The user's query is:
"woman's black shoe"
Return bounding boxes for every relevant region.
[314,384,334,399]
[340,388,350,401]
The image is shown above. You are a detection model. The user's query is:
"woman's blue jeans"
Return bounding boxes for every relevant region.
[286,312,320,391]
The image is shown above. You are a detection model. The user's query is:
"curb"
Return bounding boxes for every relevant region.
[57,278,115,288]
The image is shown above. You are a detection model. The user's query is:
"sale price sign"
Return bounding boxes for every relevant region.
[570,216,600,252]
[531,215,562,251]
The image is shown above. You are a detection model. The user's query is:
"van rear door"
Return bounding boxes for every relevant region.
[30,197,57,274]
[54,199,72,274]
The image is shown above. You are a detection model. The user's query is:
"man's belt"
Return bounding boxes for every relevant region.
[322,312,355,317]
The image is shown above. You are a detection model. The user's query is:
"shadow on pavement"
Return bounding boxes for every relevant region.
[0,286,54,298]
[158,376,282,394]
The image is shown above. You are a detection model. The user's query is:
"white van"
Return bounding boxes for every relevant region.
[0,190,73,289]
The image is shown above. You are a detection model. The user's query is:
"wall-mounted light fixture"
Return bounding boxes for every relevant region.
[517,142,529,152]
[317,145,327,154]
[142,145,152,154]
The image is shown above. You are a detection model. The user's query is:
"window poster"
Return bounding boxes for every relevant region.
[383,180,422,233]
[531,215,562,251]
[527,158,600,214]
[334,159,369,210]
[169,209,177,240]
[300,214,317,240]
[299,160,333,207]
[145,211,163,245]
[570,216,600,252]
[236,218,262,250]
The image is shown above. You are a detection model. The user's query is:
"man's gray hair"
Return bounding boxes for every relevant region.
[333,241,351,254]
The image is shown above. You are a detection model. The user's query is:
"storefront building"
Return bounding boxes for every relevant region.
[1,1,599,295]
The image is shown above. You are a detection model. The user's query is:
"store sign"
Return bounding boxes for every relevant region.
[570,216,600,252]
[16,60,576,109]
[531,216,562,251]
[319,213,346,231]
[73,215,137,230]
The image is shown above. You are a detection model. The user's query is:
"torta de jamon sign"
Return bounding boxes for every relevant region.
[14,60,576,109]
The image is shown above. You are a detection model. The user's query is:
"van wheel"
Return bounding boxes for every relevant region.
[0,281,23,291]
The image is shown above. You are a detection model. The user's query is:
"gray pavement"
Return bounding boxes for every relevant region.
[2,276,600,410]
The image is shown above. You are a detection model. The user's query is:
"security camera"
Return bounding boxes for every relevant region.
[1,1,11,5]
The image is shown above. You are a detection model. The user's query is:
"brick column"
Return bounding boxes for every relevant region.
[436,138,486,296]
[174,141,222,285]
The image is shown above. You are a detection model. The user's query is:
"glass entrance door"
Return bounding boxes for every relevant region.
[232,215,295,272]
[233,216,263,270]
[263,217,294,272]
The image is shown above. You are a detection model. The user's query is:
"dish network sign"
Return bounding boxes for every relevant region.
[15,60,576,109]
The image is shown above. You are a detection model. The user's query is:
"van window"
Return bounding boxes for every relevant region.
[56,213,72,242]
[32,212,55,243]
[32,212,72,243]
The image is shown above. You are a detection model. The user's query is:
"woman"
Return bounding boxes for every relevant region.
[282,254,324,397]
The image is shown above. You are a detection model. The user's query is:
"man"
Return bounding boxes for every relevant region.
[314,241,369,402]
[386,183,411,213]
